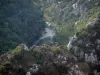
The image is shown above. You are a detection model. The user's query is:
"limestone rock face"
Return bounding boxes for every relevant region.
[67,13,100,73]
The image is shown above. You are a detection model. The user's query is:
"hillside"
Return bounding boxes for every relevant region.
[0,14,100,74]
[0,0,100,75]
[67,13,100,74]
[0,0,46,52]
[41,0,100,44]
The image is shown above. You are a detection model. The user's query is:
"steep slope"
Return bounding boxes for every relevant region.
[0,0,46,52]
[42,0,100,44]
[0,14,100,75]
[67,13,100,74]
[0,1,100,75]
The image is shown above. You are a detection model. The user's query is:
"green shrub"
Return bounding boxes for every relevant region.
[12,45,24,56]
[0,65,4,73]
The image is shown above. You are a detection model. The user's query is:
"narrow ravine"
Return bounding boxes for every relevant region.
[34,23,56,45]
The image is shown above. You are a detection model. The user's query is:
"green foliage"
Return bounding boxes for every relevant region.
[32,1,43,7]
[12,45,24,56]
[50,45,71,55]
[76,29,88,37]
[0,65,4,73]
[32,49,44,64]
[42,0,100,44]
[0,0,46,52]
[78,62,90,73]
[54,24,74,44]
[75,7,100,32]
[50,46,60,52]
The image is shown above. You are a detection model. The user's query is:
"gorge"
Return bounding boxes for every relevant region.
[0,0,100,75]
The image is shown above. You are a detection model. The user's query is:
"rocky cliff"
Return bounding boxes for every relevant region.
[67,13,100,74]
[0,0,100,75]
[0,13,100,75]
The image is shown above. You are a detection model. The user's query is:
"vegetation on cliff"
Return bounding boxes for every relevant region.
[0,44,90,75]
[42,0,100,44]
[0,0,100,75]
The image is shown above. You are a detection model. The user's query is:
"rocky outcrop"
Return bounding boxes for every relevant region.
[0,44,90,75]
[67,13,100,74]
[1,13,100,74]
